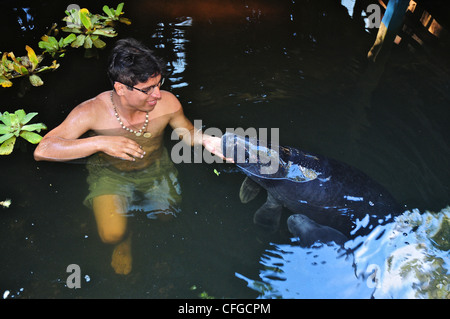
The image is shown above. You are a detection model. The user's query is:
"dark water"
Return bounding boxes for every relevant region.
[0,0,449,298]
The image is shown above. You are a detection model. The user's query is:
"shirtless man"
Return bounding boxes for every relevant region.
[34,38,222,275]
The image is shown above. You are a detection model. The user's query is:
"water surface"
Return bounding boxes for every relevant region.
[1,0,449,298]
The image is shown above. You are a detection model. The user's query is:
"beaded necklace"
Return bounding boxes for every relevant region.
[110,92,152,138]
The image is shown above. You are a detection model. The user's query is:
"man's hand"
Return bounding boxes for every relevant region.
[98,136,146,161]
[202,135,234,163]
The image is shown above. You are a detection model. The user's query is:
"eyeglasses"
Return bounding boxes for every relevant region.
[119,78,165,95]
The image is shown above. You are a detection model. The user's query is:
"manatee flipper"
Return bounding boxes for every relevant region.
[253,192,282,232]
[287,214,348,246]
[239,176,262,203]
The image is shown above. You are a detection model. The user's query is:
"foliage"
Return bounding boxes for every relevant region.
[1,3,130,88]
[0,110,47,155]
[38,33,77,58]
[1,3,132,156]
[101,3,132,26]
[0,46,59,87]
[61,3,131,50]
[62,8,115,49]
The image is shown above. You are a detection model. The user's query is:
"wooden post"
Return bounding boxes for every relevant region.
[367,0,410,62]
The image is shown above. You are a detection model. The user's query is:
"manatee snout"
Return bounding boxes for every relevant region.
[222,132,264,165]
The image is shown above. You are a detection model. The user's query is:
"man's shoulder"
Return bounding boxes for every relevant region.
[75,91,110,114]
[159,90,182,114]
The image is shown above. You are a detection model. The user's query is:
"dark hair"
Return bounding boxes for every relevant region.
[107,38,164,87]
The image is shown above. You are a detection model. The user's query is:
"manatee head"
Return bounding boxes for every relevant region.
[221,133,322,182]
[221,132,281,177]
[287,214,348,246]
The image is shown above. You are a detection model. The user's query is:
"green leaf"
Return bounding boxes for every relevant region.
[84,35,93,49]
[0,112,11,126]
[39,36,52,48]
[14,109,26,122]
[38,41,54,51]
[0,136,16,155]
[29,74,44,87]
[20,112,38,125]
[49,36,59,48]
[13,63,28,76]
[71,34,86,48]
[92,37,106,49]
[25,45,39,71]
[116,3,124,16]
[0,132,14,144]
[63,33,77,45]
[9,113,19,128]
[0,124,10,134]
[92,27,117,37]
[21,123,47,132]
[79,8,93,30]
[20,131,43,144]
[102,5,114,18]
[39,36,63,57]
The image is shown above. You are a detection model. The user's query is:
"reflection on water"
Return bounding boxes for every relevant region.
[237,207,450,298]
[152,17,192,89]
[13,7,35,32]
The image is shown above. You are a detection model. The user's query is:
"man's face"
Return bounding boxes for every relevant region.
[122,74,163,112]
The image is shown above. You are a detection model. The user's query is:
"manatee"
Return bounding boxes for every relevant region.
[222,132,401,239]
